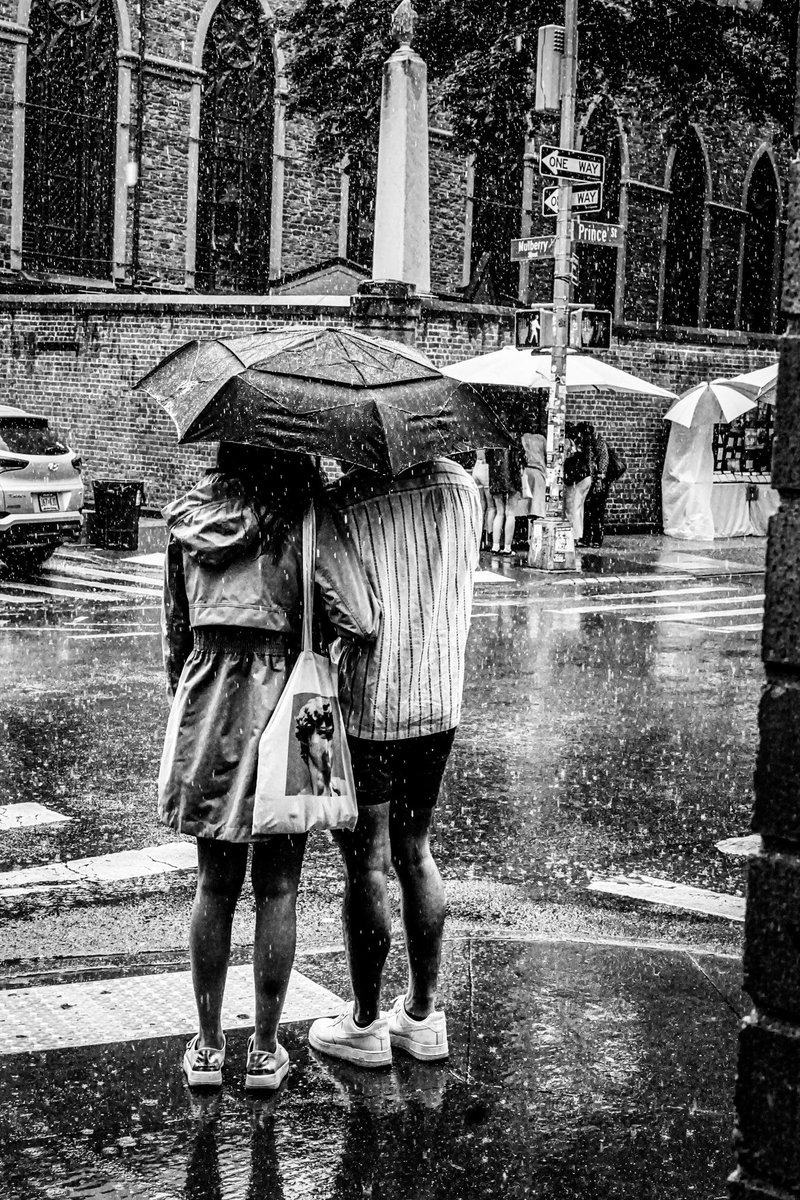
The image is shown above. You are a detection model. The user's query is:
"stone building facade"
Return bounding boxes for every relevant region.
[0,0,791,529]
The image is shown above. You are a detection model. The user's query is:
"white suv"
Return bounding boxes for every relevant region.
[0,404,84,570]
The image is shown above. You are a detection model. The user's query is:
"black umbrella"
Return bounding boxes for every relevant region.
[136,325,513,474]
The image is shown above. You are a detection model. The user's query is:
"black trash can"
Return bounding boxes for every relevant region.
[92,481,145,551]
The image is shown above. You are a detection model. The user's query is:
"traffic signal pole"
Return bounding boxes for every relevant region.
[529,0,578,569]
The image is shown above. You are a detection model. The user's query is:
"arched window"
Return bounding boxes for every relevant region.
[741,155,779,333]
[662,131,707,327]
[576,109,622,312]
[469,146,524,302]
[22,0,118,278]
[196,0,276,292]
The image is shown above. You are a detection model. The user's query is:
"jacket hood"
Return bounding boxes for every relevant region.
[163,473,261,567]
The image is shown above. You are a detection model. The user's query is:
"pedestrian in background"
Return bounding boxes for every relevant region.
[583,425,611,547]
[521,430,547,521]
[159,442,379,1091]
[563,423,593,545]
[471,449,491,548]
[308,458,482,1068]
[487,444,518,554]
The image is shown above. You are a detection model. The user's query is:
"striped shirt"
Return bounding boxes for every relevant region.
[329,459,482,741]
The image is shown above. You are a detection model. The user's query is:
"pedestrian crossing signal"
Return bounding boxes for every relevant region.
[569,308,612,350]
[515,306,612,351]
[516,308,556,349]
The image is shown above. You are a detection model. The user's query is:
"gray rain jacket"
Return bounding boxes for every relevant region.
[161,472,381,695]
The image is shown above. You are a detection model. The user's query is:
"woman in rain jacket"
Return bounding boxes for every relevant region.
[159,442,380,1091]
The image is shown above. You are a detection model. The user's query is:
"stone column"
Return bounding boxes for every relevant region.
[350,279,421,347]
[729,117,800,1200]
[371,0,431,294]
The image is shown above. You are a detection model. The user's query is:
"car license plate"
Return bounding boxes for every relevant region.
[37,492,59,513]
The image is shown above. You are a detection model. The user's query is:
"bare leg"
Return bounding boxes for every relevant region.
[390,806,444,1021]
[333,804,392,1026]
[491,495,507,550]
[251,834,307,1052]
[484,494,498,546]
[503,506,516,552]
[191,838,248,1048]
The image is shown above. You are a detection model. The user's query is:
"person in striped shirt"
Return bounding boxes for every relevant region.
[308,458,482,1068]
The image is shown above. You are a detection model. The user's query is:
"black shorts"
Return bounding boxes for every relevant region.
[347,730,457,810]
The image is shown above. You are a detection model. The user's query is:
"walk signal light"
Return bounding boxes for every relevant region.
[516,307,555,349]
[515,306,612,351]
[569,308,612,350]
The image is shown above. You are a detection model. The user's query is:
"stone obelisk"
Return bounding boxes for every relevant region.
[371,1,431,294]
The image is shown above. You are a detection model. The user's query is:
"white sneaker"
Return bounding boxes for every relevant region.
[308,1004,392,1068]
[386,996,449,1061]
[245,1034,290,1090]
[182,1033,226,1088]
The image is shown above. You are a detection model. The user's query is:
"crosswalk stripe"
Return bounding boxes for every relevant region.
[549,591,762,616]
[0,841,197,895]
[549,585,742,609]
[0,966,343,1055]
[48,559,161,586]
[0,580,141,603]
[0,803,71,831]
[684,622,763,633]
[40,571,162,597]
[588,874,745,922]
[628,606,764,624]
[65,631,158,640]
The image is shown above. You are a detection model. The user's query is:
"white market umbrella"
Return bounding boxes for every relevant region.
[442,346,677,399]
[664,380,757,428]
[723,363,778,405]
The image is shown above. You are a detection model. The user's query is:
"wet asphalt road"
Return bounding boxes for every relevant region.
[0,532,765,953]
[0,532,765,1200]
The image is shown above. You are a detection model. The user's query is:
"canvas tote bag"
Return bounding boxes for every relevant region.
[251,505,358,836]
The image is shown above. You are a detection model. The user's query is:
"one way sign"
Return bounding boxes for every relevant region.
[539,145,605,184]
[542,183,603,216]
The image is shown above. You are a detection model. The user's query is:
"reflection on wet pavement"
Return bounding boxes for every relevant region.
[0,940,737,1199]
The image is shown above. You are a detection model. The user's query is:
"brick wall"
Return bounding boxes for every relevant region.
[0,293,779,530]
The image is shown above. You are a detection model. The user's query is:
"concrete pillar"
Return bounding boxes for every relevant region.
[350,279,421,347]
[729,150,800,1197]
[371,1,431,294]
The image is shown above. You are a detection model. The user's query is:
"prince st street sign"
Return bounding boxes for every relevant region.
[538,145,605,184]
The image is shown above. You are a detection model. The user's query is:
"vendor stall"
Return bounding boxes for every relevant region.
[661,376,778,540]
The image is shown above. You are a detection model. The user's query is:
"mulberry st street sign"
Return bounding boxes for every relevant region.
[542,183,603,216]
[510,234,557,261]
[538,144,605,183]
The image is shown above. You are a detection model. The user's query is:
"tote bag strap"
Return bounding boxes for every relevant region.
[301,504,316,652]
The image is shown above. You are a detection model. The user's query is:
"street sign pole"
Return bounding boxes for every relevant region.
[530,0,578,571]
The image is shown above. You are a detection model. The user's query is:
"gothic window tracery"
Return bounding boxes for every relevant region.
[22,0,118,278]
[195,0,275,292]
[741,154,779,333]
[662,131,707,328]
[576,108,622,314]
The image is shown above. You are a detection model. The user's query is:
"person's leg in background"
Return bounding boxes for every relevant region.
[573,476,593,544]
[491,493,508,551]
[584,479,609,546]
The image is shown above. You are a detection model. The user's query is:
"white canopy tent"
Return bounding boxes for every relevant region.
[442,346,678,399]
[661,377,778,540]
